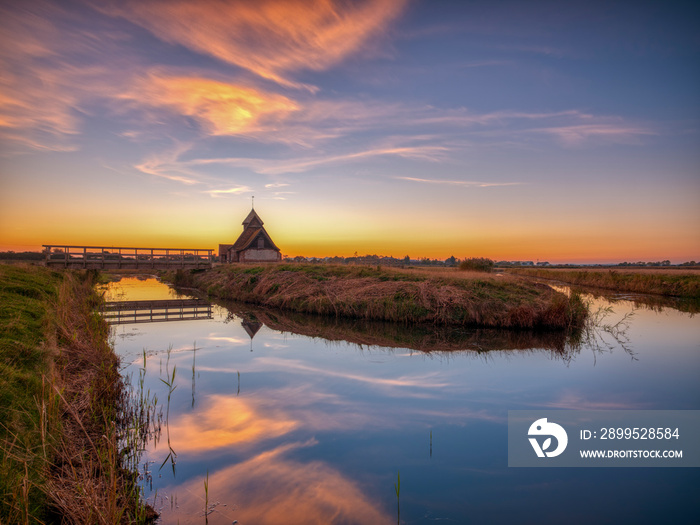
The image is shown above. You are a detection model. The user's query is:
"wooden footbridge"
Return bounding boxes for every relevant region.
[43,245,213,269]
[101,299,213,325]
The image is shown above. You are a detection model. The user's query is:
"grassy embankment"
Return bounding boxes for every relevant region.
[170,264,588,330]
[509,268,700,299]
[0,264,154,524]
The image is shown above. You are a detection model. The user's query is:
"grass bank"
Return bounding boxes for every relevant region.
[169,264,588,330]
[0,264,154,523]
[509,268,700,299]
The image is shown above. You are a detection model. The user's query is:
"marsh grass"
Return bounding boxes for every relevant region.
[166,264,588,331]
[158,362,177,475]
[0,264,61,522]
[0,264,156,523]
[394,471,400,524]
[204,469,209,523]
[510,268,700,299]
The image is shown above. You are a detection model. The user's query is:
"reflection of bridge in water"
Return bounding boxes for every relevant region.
[101,299,213,325]
[43,244,213,269]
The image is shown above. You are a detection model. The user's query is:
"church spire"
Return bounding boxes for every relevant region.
[242,207,263,228]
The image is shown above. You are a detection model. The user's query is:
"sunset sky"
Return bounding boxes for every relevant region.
[1,0,698,263]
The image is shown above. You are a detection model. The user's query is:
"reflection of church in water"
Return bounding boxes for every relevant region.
[225,310,263,351]
[241,318,263,351]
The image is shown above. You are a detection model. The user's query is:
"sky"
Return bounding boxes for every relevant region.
[0,0,698,263]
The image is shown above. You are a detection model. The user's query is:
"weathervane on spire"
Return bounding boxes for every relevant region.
[252,195,254,209]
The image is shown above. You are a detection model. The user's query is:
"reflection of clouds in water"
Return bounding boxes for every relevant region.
[154,381,499,463]
[153,395,298,458]
[253,356,452,390]
[206,335,247,345]
[542,390,644,410]
[263,342,290,349]
[157,441,389,525]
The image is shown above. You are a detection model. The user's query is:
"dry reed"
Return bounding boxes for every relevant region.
[170,264,588,330]
[509,268,700,298]
[0,265,156,523]
[46,271,157,524]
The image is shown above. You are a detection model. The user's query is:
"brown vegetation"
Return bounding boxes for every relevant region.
[458,257,494,273]
[170,264,588,330]
[509,267,700,299]
[0,265,154,524]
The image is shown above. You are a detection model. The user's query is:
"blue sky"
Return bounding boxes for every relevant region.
[1,0,698,262]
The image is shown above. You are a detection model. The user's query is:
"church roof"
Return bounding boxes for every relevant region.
[232,227,262,251]
[242,208,263,227]
[231,208,280,253]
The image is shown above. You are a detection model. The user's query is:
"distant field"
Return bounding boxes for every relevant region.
[517,267,700,276]
[509,267,700,298]
[385,266,513,282]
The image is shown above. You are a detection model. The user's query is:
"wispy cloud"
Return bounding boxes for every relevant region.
[528,123,656,145]
[185,144,449,175]
[120,71,299,137]
[94,0,408,89]
[126,101,655,190]
[0,2,84,151]
[0,2,135,151]
[204,186,253,197]
[134,142,204,184]
[395,177,524,188]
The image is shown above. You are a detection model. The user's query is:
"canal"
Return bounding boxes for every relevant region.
[100,276,700,524]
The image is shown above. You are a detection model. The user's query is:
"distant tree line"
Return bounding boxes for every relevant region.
[617,260,673,267]
[0,251,45,261]
[281,254,463,267]
[1,250,697,268]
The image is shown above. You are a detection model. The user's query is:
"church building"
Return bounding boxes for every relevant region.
[218,207,282,263]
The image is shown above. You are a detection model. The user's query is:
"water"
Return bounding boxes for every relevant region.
[101,277,700,524]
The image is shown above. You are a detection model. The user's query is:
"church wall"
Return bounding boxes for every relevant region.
[239,248,281,262]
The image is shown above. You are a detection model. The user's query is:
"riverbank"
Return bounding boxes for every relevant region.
[508,267,700,299]
[167,264,588,330]
[0,264,154,523]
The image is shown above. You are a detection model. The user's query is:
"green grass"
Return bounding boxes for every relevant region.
[0,264,62,522]
[0,264,156,523]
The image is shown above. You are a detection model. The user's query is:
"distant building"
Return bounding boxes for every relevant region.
[219,208,281,263]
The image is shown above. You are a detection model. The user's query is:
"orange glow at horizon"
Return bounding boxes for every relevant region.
[1,193,699,263]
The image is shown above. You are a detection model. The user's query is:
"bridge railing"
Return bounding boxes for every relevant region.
[43,245,213,269]
[100,299,213,324]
